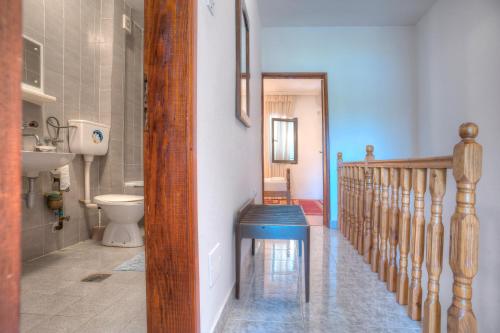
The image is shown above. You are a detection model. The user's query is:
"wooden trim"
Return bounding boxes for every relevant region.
[235,0,251,127]
[322,75,331,228]
[0,1,22,332]
[261,72,331,227]
[144,1,199,332]
[271,118,298,164]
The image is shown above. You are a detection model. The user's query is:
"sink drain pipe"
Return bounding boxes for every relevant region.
[24,177,37,209]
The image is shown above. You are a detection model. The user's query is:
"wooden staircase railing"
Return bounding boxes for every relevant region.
[336,123,482,333]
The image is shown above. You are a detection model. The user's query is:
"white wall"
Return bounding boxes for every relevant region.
[262,27,418,226]
[197,0,262,332]
[416,0,500,331]
[290,95,323,200]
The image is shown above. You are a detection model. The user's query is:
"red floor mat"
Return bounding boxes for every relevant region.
[297,200,323,216]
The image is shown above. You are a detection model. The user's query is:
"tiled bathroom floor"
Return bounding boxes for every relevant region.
[20,240,146,333]
[21,228,422,333]
[220,227,422,332]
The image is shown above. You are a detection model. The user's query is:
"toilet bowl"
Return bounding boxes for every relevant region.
[94,194,144,247]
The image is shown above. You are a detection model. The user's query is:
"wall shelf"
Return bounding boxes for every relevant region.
[21,84,56,105]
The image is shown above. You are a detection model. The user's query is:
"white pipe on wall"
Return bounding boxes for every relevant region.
[82,155,98,209]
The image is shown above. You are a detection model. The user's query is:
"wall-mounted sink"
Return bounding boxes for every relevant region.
[22,151,75,177]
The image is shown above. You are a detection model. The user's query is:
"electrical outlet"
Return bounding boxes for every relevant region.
[208,243,222,288]
[206,0,215,16]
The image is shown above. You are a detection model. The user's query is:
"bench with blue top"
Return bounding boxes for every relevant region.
[235,201,310,302]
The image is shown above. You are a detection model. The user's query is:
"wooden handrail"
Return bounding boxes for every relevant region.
[336,123,482,333]
[341,155,453,169]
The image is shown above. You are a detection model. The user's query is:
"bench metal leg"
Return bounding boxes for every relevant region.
[304,227,310,302]
[235,227,241,299]
[251,238,255,256]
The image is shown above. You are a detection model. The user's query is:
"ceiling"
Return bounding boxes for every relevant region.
[258,0,437,27]
[264,79,322,95]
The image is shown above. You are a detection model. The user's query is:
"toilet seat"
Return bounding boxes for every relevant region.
[94,194,144,206]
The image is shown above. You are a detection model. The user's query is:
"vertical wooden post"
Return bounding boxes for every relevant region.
[387,168,400,292]
[396,168,412,305]
[0,1,22,332]
[352,167,359,247]
[357,166,365,254]
[423,168,446,333]
[363,145,375,263]
[378,168,390,281]
[145,0,200,331]
[371,168,381,272]
[337,153,343,232]
[408,168,427,320]
[447,123,481,333]
[344,166,350,238]
[346,167,354,241]
[350,166,356,242]
[286,168,291,205]
[363,167,374,263]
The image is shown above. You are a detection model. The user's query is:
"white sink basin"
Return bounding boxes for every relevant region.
[22,151,76,177]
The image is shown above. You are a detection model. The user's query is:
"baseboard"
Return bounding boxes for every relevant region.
[211,284,236,333]
[211,239,259,333]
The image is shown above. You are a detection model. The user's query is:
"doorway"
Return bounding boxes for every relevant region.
[261,73,330,227]
[0,0,199,332]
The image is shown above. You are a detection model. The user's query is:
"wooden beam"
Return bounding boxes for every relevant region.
[144,1,199,332]
[0,1,22,332]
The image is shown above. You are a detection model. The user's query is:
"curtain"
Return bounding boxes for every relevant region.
[263,95,295,178]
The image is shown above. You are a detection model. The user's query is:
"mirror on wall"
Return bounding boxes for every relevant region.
[22,36,42,90]
[236,0,250,127]
[272,118,298,164]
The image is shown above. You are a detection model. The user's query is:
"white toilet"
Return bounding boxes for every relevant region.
[95,194,144,247]
[68,119,144,248]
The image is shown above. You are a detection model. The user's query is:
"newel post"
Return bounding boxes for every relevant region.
[447,123,482,333]
[337,152,343,232]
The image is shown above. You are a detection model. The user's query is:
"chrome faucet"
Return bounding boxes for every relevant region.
[23,133,41,147]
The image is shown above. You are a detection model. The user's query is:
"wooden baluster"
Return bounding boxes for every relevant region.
[396,168,412,305]
[363,146,375,262]
[363,167,374,263]
[357,166,365,254]
[351,166,356,243]
[352,166,359,247]
[447,123,482,333]
[342,167,351,238]
[408,168,427,320]
[378,167,389,281]
[423,169,446,333]
[346,167,351,240]
[347,167,354,242]
[337,153,343,233]
[371,168,381,272]
[387,168,400,292]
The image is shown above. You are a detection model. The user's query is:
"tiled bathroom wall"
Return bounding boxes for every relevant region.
[21,0,143,261]
[124,10,144,184]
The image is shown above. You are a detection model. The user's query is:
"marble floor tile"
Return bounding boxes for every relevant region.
[221,228,422,332]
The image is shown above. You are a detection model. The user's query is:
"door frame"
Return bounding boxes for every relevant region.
[144,0,199,332]
[0,1,200,332]
[261,72,331,227]
[0,1,22,332]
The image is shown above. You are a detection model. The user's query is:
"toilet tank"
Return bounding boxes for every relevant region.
[68,120,110,156]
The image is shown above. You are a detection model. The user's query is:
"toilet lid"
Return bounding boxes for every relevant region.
[94,194,144,204]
